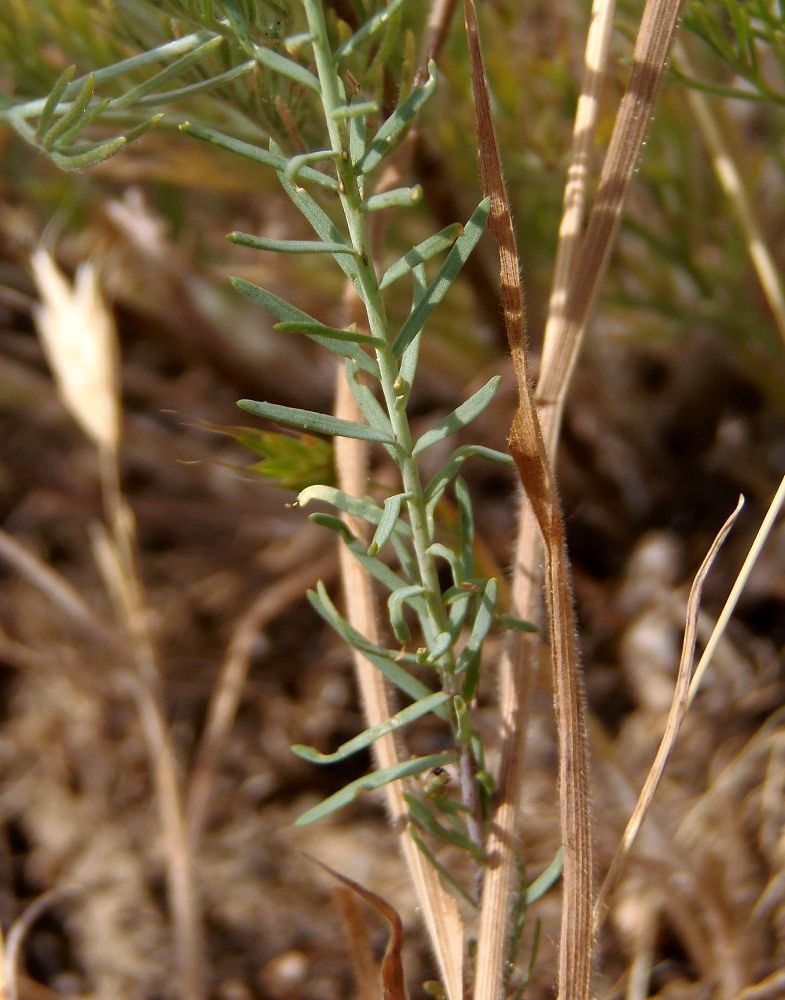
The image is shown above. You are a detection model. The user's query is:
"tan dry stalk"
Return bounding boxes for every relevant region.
[592,497,744,932]
[333,371,465,1000]
[676,44,785,351]
[89,508,206,1000]
[471,0,685,993]
[535,0,686,443]
[29,251,204,1000]
[186,548,336,852]
[463,4,592,998]
[473,2,615,993]
[543,0,618,351]
[688,474,785,704]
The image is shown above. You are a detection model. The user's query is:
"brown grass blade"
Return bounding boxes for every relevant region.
[593,497,745,932]
[334,887,379,1000]
[333,371,464,1000]
[308,855,408,1000]
[462,3,592,998]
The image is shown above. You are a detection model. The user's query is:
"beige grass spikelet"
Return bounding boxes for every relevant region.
[31,249,120,455]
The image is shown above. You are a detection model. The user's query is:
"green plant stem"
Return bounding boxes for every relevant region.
[301,0,483,849]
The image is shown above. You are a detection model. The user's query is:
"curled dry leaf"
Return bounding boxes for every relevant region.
[307,855,408,1000]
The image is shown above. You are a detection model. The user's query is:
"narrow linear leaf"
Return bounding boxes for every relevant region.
[230,277,377,376]
[283,148,337,182]
[388,585,427,643]
[361,185,422,212]
[369,493,411,556]
[35,65,76,141]
[390,532,418,584]
[392,198,491,356]
[495,612,538,634]
[228,232,357,255]
[349,112,366,169]
[111,36,225,109]
[180,122,339,189]
[380,224,463,290]
[136,60,255,105]
[345,363,395,441]
[307,583,441,708]
[252,42,321,92]
[309,514,416,597]
[237,399,393,443]
[458,579,498,672]
[50,136,126,170]
[408,823,478,909]
[40,74,95,149]
[427,631,452,661]
[124,114,165,146]
[292,691,449,764]
[426,543,464,587]
[359,60,437,174]
[526,849,564,905]
[397,266,426,403]
[295,752,454,825]
[298,484,385,526]
[405,793,485,864]
[424,444,513,506]
[335,0,412,60]
[455,477,474,581]
[413,376,501,456]
[52,97,110,147]
[275,149,362,290]
[331,101,379,119]
[276,321,384,347]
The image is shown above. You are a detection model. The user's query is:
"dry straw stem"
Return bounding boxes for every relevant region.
[674,43,785,353]
[592,496,744,932]
[470,0,685,994]
[333,372,464,1000]
[473,1,615,995]
[463,3,591,998]
[27,252,204,1000]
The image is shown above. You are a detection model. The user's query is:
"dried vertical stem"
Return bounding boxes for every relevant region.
[473,0,685,994]
[463,4,592,999]
[536,0,687,441]
[475,3,615,993]
[543,0,618,345]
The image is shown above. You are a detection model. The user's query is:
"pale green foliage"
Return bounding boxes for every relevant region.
[1,0,533,903]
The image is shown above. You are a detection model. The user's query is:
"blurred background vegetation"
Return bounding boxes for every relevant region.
[1,1,785,998]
